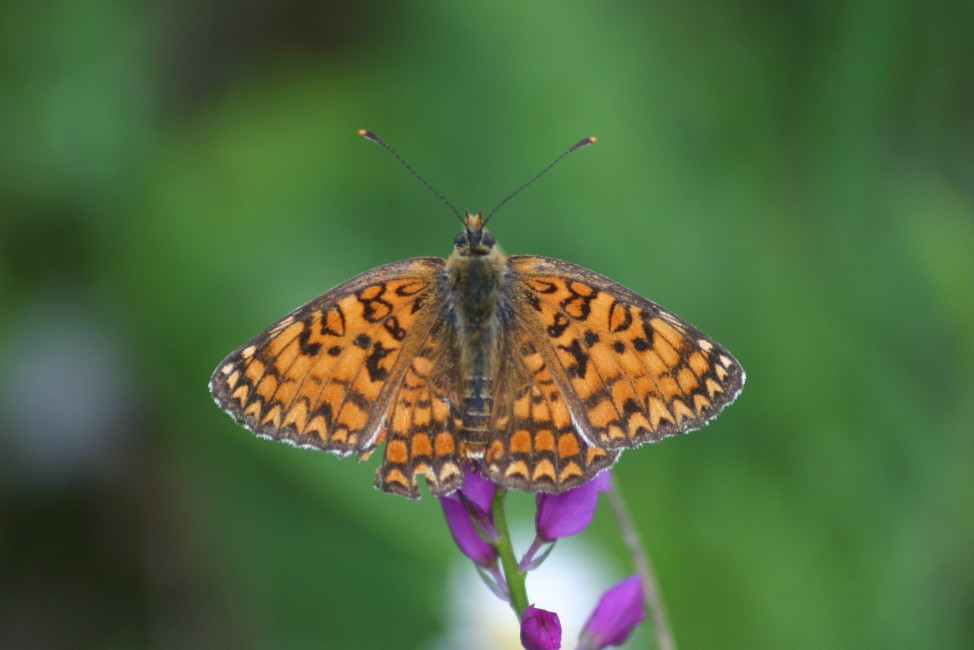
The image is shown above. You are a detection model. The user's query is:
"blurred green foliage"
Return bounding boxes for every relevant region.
[2,0,973,648]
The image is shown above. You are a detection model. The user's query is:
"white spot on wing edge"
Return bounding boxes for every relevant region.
[269,315,295,334]
[359,413,387,451]
[569,407,598,447]
[255,431,355,458]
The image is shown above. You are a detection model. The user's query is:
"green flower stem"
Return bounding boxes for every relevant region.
[490,487,530,616]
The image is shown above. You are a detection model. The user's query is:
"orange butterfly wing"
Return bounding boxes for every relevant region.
[375,315,467,498]
[483,328,620,493]
[209,258,446,459]
[505,255,745,454]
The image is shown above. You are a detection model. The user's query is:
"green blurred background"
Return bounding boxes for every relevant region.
[2,1,973,648]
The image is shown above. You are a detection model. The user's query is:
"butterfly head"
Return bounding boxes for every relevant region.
[453,212,496,256]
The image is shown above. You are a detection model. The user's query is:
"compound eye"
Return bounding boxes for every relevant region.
[453,232,468,248]
[482,232,496,248]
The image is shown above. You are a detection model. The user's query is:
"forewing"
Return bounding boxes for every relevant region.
[508,256,745,449]
[484,328,619,492]
[209,258,444,457]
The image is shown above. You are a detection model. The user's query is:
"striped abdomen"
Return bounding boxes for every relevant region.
[445,247,508,451]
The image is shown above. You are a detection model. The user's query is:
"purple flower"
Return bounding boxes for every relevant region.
[578,575,644,649]
[535,471,611,542]
[520,605,562,650]
[457,463,496,515]
[439,463,500,568]
[439,495,498,568]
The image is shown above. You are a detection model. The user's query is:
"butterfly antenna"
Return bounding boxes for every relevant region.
[485,136,597,225]
[358,129,465,226]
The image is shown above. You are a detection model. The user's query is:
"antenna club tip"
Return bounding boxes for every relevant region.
[570,136,597,151]
[358,129,379,142]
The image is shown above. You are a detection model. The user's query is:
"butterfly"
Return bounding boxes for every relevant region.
[209,134,745,499]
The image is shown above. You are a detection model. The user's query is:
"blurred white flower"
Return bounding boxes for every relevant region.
[0,296,137,489]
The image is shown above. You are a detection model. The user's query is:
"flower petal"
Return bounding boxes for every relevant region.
[459,462,497,514]
[520,605,562,650]
[578,574,644,648]
[440,494,498,568]
[535,471,611,541]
